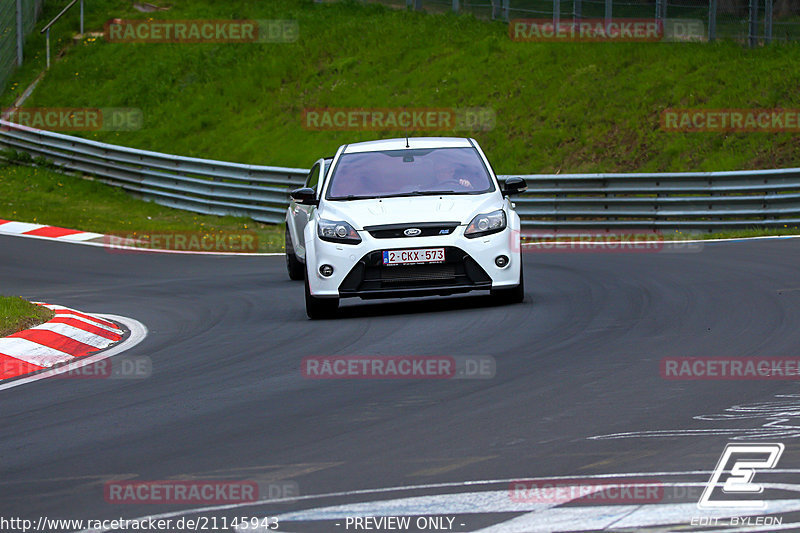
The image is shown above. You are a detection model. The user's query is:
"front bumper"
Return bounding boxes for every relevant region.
[305,225,521,299]
[338,246,492,299]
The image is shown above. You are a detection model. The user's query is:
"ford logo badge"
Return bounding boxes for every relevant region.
[404,228,422,237]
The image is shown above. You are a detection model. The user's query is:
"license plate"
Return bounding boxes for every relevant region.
[383,248,445,265]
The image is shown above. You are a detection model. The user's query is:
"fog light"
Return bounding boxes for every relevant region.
[495,255,509,267]
[319,264,334,277]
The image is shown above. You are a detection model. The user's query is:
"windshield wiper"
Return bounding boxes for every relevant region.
[383,190,459,197]
[335,195,375,201]
[332,190,461,201]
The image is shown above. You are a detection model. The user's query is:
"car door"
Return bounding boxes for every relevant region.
[291,159,324,260]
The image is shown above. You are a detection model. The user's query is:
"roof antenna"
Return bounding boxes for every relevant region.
[405,136,410,148]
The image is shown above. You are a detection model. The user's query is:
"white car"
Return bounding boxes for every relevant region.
[285,137,527,319]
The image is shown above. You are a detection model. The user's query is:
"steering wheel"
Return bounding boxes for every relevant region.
[439,175,473,190]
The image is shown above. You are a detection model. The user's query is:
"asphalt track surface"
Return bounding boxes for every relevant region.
[3,234,800,532]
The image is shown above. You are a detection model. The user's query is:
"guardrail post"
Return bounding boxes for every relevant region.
[605,191,620,220]
[16,0,23,66]
[764,0,773,44]
[80,0,85,35]
[503,0,509,21]
[708,0,717,41]
[554,0,561,27]
[605,0,612,31]
[453,0,459,13]
[573,0,582,34]
[45,28,51,69]
[749,0,759,47]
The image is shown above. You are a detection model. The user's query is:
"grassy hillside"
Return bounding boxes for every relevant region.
[0,161,283,251]
[2,0,799,175]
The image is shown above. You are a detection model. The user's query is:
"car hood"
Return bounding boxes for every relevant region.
[319,194,503,230]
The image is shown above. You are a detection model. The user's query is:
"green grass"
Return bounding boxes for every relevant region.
[3,0,798,174]
[0,296,54,338]
[2,0,800,241]
[0,161,284,252]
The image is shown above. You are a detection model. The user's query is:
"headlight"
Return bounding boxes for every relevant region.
[465,209,506,238]
[317,219,361,244]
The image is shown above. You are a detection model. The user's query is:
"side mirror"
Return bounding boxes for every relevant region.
[502,177,527,196]
[290,187,318,206]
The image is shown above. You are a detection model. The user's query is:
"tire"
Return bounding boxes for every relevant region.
[285,227,305,281]
[305,272,339,319]
[491,261,525,304]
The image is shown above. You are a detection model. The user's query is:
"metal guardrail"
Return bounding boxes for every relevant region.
[1,119,799,230]
[513,170,800,230]
[0,120,307,224]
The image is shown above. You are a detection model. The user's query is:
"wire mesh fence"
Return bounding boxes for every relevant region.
[319,0,800,45]
[0,0,45,94]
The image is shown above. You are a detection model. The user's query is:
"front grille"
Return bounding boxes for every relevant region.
[381,264,456,283]
[364,221,460,239]
[338,247,491,297]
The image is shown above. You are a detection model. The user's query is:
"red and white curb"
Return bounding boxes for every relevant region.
[0,219,103,241]
[0,303,147,388]
[0,218,281,255]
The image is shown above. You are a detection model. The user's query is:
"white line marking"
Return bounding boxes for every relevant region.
[473,499,800,532]
[0,314,147,392]
[274,490,556,521]
[3,222,800,256]
[59,232,104,241]
[590,393,800,441]
[520,234,800,246]
[0,231,282,255]
[70,471,800,533]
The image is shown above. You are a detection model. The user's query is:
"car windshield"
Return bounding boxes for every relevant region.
[326,147,494,200]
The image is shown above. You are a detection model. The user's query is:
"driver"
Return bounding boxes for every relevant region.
[433,162,474,191]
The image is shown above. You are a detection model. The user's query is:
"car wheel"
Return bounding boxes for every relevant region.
[491,261,525,304]
[305,271,339,319]
[285,227,305,281]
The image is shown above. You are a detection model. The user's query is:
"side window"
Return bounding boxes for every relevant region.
[305,163,321,191]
